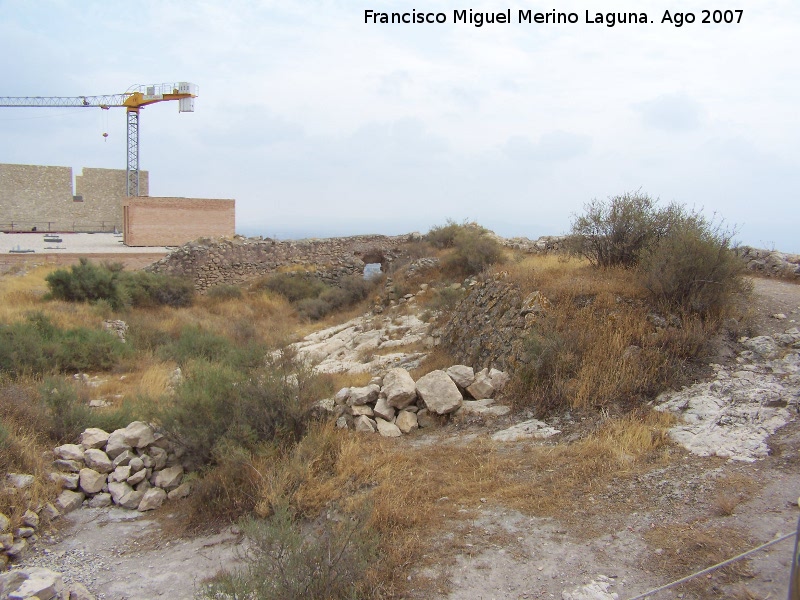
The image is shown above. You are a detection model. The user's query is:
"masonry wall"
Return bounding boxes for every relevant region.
[75,168,149,232]
[123,198,235,247]
[0,163,148,232]
[0,164,74,231]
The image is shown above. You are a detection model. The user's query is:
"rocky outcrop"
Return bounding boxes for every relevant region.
[736,246,800,279]
[0,567,94,600]
[146,234,414,292]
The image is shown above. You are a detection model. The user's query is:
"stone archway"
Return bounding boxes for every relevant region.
[357,248,387,278]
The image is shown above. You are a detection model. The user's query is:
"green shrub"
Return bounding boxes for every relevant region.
[158,325,266,371]
[159,351,329,466]
[442,227,504,277]
[199,505,378,600]
[0,314,129,377]
[568,192,676,268]
[45,259,193,309]
[39,378,94,442]
[261,273,327,303]
[640,213,748,316]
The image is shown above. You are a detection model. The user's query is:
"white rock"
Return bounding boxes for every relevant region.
[83,448,113,474]
[112,449,135,468]
[354,415,377,433]
[6,473,35,489]
[492,419,561,442]
[561,576,619,600]
[5,537,27,558]
[53,459,82,473]
[149,446,168,470]
[104,429,132,459]
[376,418,402,438]
[416,370,463,415]
[56,490,85,513]
[373,397,396,421]
[6,567,65,600]
[167,481,193,500]
[741,335,779,359]
[54,444,85,462]
[334,387,351,405]
[348,384,380,406]
[459,399,511,417]
[109,465,132,483]
[0,513,9,532]
[153,466,184,491]
[382,368,417,409]
[466,372,495,400]
[79,427,110,449]
[416,408,437,428]
[488,368,510,391]
[122,421,156,448]
[49,471,79,490]
[127,468,147,486]
[42,503,60,521]
[78,468,106,494]
[87,493,112,508]
[108,481,133,505]
[349,404,374,417]
[395,410,419,434]
[67,582,95,600]
[128,456,144,472]
[15,526,35,538]
[138,487,167,511]
[446,365,475,389]
[0,532,12,550]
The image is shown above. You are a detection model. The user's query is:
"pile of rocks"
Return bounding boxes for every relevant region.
[326,365,510,436]
[0,567,92,600]
[50,421,190,517]
[737,246,800,279]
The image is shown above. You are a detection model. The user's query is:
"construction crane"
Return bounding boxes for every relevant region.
[0,82,198,197]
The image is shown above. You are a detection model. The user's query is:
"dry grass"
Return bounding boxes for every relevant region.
[710,473,760,517]
[177,410,675,595]
[644,522,755,596]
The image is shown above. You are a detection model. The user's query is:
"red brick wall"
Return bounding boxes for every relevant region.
[122,198,235,246]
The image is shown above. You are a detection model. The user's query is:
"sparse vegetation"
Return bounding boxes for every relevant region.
[258,272,379,320]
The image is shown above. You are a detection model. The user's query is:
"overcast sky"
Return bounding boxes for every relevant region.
[1,1,798,251]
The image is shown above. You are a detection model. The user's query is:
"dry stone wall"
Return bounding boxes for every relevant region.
[736,246,800,279]
[146,234,414,291]
[440,274,547,372]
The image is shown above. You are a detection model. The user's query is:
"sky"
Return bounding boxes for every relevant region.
[1,0,798,251]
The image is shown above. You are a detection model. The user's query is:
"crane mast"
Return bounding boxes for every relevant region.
[0,82,198,196]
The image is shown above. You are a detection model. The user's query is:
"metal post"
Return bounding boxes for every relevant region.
[126,108,140,196]
[790,517,800,600]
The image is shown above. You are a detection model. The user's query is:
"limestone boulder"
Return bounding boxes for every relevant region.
[128,457,144,473]
[53,459,82,473]
[79,427,110,449]
[87,493,112,508]
[354,415,377,433]
[446,365,475,389]
[56,490,85,513]
[348,384,380,406]
[148,446,168,470]
[488,368,510,391]
[376,418,402,438]
[334,387,351,405]
[741,335,779,358]
[5,567,65,600]
[109,465,131,483]
[138,488,167,512]
[153,466,184,491]
[0,533,12,550]
[0,512,9,532]
[50,472,79,490]
[112,449,135,468]
[104,429,132,459]
[5,537,27,558]
[167,481,193,500]
[79,468,106,495]
[108,481,133,505]
[54,444,85,462]
[416,409,437,428]
[83,448,113,474]
[395,410,419,434]
[416,370,463,415]
[382,368,417,409]
[122,421,156,448]
[349,405,374,417]
[466,370,495,400]
[6,473,35,489]
[373,397,396,421]
[127,468,148,486]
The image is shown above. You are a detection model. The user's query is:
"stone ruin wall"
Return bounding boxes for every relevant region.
[146,234,415,291]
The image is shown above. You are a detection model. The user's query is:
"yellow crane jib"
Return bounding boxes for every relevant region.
[0,82,199,196]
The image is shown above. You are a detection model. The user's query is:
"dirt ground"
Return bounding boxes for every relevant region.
[14,276,800,600]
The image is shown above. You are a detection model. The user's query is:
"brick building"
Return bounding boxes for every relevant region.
[123,197,235,246]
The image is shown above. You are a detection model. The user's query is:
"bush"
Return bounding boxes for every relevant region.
[568,192,675,268]
[199,505,378,600]
[158,325,266,371]
[261,273,327,303]
[442,226,504,277]
[0,314,130,377]
[640,213,748,316]
[425,219,488,249]
[45,259,193,309]
[158,351,330,466]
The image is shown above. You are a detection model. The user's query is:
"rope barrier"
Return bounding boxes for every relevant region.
[626,531,797,600]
